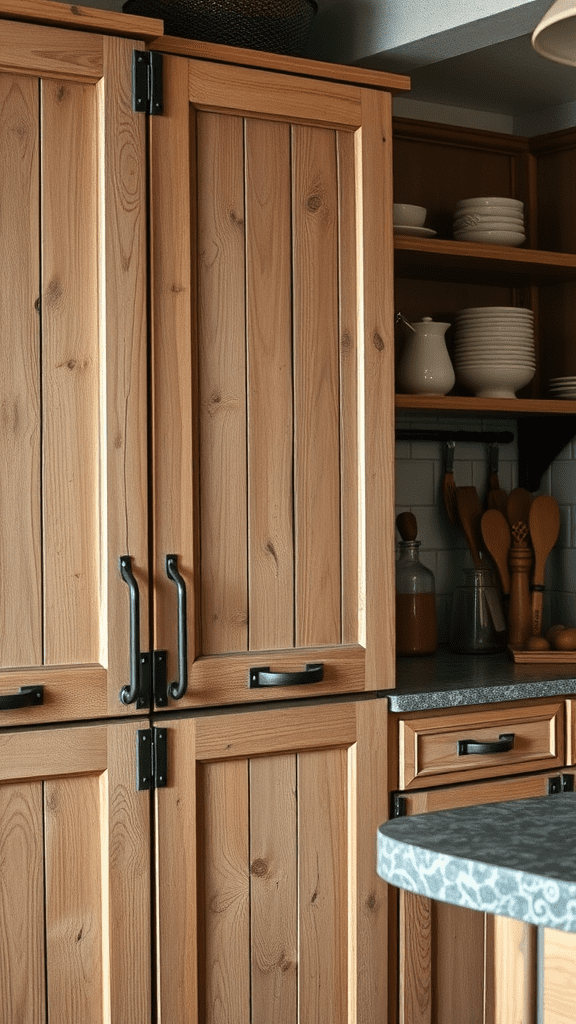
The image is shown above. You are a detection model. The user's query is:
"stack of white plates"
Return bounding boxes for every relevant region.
[453,197,525,246]
[453,306,536,398]
[549,377,576,399]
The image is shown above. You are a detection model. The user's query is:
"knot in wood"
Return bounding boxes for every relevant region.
[251,858,268,877]
[307,194,322,212]
[373,332,385,352]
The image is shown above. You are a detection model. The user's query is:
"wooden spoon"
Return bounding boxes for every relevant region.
[528,495,560,639]
[455,486,484,568]
[507,487,533,530]
[396,511,418,541]
[480,509,511,595]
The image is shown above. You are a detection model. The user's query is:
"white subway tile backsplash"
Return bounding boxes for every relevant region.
[551,460,576,504]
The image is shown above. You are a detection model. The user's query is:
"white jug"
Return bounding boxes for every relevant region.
[397,317,455,396]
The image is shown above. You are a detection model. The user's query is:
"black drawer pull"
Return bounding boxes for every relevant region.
[165,554,188,700]
[457,733,515,756]
[0,686,44,710]
[249,663,323,688]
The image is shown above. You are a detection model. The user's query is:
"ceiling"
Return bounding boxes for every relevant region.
[385,33,576,117]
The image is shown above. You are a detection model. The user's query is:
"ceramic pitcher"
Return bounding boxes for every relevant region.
[397,316,455,395]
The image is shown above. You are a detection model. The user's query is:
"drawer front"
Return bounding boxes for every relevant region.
[398,701,565,789]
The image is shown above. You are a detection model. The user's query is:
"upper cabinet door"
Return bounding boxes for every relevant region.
[150,55,396,707]
[0,21,148,723]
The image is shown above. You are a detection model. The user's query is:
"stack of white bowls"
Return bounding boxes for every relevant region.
[453,197,525,246]
[453,306,536,398]
[548,377,576,399]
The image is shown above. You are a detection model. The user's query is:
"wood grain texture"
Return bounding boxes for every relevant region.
[0,782,45,1022]
[543,929,576,1024]
[0,1,162,38]
[398,701,564,789]
[0,72,41,669]
[0,18,102,80]
[487,917,536,1024]
[398,892,431,1024]
[41,74,100,667]
[44,775,103,1023]
[292,122,341,647]
[157,697,389,1023]
[245,117,294,651]
[249,754,297,1022]
[197,109,249,656]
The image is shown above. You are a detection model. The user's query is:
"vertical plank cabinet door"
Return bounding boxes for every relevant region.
[154,697,389,1024]
[395,773,553,1024]
[149,55,396,708]
[0,19,148,724]
[0,718,151,1022]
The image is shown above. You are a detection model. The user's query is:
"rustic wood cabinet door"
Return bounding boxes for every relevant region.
[154,697,389,1023]
[0,718,151,1022]
[0,20,148,724]
[394,773,559,1024]
[149,55,395,707]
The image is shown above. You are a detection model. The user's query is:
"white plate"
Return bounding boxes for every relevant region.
[549,376,576,383]
[455,196,524,209]
[453,218,524,230]
[393,224,437,237]
[454,229,525,245]
[455,345,535,354]
[457,306,532,315]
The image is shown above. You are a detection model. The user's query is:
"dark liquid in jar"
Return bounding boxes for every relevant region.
[396,592,437,656]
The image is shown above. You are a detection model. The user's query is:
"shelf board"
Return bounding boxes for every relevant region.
[394,237,576,285]
[395,395,576,416]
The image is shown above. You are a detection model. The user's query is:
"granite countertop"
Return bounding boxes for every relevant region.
[377,792,576,932]
[380,649,576,711]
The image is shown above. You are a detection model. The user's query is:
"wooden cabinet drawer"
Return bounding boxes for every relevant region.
[397,700,565,789]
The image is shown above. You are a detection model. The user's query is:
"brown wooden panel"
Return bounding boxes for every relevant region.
[433,903,485,1023]
[245,117,294,651]
[486,917,536,1024]
[0,71,41,669]
[298,745,348,1023]
[198,758,251,1024]
[543,929,576,1024]
[0,1,162,38]
[399,891,431,1024]
[0,782,45,1022]
[292,123,341,648]
[249,754,297,1023]
[0,19,103,80]
[44,775,103,1023]
[41,76,100,666]
[197,110,248,656]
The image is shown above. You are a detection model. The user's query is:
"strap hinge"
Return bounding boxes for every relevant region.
[132,50,163,115]
[136,727,168,791]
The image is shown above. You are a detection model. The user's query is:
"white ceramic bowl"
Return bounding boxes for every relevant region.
[455,196,524,210]
[453,215,524,229]
[455,360,535,398]
[455,355,536,366]
[455,344,535,355]
[393,203,427,227]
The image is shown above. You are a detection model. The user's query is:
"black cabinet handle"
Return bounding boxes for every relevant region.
[0,686,43,710]
[457,733,515,756]
[249,663,324,688]
[165,554,188,700]
[119,555,149,708]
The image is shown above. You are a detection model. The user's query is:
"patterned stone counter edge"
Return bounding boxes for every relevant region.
[377,793,576,933]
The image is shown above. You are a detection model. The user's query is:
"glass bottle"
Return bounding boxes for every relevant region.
[449,567,506,654]
[396,540,438,656]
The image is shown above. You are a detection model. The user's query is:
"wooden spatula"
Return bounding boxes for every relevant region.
[456,486,484,568]
[507,487,533,529]
[528,495,560,639]
[480,509,511,595]
[486,443,508,516]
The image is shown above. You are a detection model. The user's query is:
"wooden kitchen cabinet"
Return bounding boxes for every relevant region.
[147,44,404,708]
[153,695,390,1024]
[0,717,152,1023]
[0,9,154,725]
[389,698,575,1024]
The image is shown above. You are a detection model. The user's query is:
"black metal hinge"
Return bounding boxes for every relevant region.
[547,773,574,794]
[391,793,407,818]
[136,727,168,791]
[132,50,163,115]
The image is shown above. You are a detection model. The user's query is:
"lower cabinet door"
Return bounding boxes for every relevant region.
[394,771,571,1024]
[153,697,389,1024]
[0,718,152,1024]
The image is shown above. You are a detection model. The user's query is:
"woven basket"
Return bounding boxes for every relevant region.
[122,0,318,56]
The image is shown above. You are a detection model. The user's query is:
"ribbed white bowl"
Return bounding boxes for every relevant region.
[455,361,535,398]
[455,196,524,210]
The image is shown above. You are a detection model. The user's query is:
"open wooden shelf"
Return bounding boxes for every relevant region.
[395,395,576,416]
[394,236,576,286]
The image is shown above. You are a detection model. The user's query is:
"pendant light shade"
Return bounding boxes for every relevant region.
[532,0,576,65]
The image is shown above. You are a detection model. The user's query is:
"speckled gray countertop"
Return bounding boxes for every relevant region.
[377,792,576,932]
[380,649,576,711]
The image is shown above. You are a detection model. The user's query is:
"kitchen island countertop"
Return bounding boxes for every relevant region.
[377,791,576,932]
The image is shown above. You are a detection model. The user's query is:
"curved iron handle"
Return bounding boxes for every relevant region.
[165,554,188,700]
[119,555,142,706]
[457,733,515,756]
[249,663,324,688]
[0,686,44,710]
